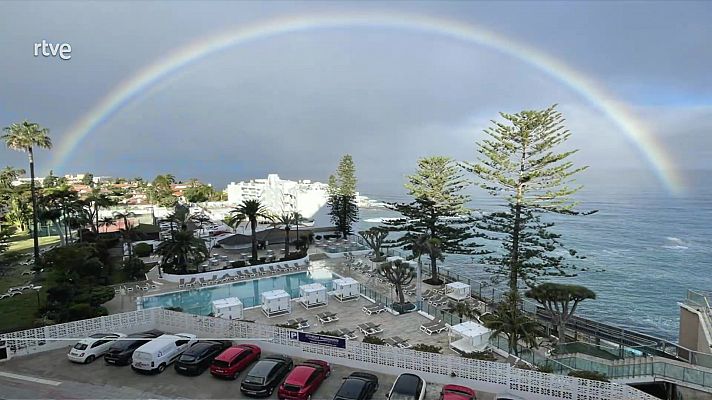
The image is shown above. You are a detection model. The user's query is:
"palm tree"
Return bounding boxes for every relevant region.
[229,199,271,262]
[113,210,136,258]
[0,166,25,188]
[446,301,478,323]
[2,121,52,264]
[482,292,539,356]
[270,212,302,257]
[99,216,116,233]
[155,229,209,274]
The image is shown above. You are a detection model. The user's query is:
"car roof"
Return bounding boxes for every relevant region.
[443,385,475,394]
[348,372,378,382]
[284,365,318,385]
[249,359,283,376]
[336,377,369,398]
[183,342,216,355]
[214,345,253,361]
[88,333,118,339]
[393,373,422,395]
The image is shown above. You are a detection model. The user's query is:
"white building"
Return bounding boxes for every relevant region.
[226,174,328,219]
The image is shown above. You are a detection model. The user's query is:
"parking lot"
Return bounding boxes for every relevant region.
[0,347,496,399]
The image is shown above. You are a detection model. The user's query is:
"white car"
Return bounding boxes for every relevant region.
[387,373,426,400]
[67,332,127,363]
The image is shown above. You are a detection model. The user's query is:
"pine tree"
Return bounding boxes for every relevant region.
[462,105,594,295]
[327,155,359,238]
[385,156,478,284]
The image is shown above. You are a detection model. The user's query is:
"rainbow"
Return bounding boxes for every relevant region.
[51,11,685,194]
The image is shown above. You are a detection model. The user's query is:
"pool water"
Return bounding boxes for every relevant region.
[141,268,336,315]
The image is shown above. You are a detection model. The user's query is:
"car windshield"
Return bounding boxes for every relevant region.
[243,375,265,385]
[73,343,88,350]
[336,380,366,398]
[212,360,229,368]
[389,394,416,400]
[283,384,301,392]
[180,354,196,362]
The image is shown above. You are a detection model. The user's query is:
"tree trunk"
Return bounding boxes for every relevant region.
[28,147,40,265]
[510,202,522,294]
[396,284,405,304]
[250,218,258,261]
[558,321,567,344]
[284,226,290,257]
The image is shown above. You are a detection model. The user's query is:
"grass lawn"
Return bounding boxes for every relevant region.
[0,263,46,333]
[7,232,61,254]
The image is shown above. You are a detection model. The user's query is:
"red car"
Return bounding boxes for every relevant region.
[277,359,331,400]
[209,344,261,379]
[439,385,477,400]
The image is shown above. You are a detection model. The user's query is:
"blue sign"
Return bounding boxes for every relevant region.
[292,332,347,349]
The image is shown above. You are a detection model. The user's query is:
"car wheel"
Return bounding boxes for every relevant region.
[157,363,166,373]
[325,370,330,378]
[85,355,95,364]
[268,388,274,396]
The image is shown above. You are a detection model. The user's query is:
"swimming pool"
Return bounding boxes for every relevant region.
[141,268,336,315]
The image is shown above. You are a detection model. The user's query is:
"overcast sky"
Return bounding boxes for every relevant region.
[1,1,710,196]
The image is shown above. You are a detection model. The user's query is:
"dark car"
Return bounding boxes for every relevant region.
[333,372,379,400]
[174,340,232,376]
[387,373,426,400]
[240,355,294,397]
[210,344,261,380]
[104,330,163,366]
[439,385,476,400]
[278,359,331,400]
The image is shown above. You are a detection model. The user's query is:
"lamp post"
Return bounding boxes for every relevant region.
[33,285,43,308]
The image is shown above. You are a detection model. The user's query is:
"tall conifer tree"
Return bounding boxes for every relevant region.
[327,155,359,238]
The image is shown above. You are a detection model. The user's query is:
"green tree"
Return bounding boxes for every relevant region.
[377,259,415,306]
[151,174,177,207]
[359,227,389,262]
[155,229,208,274]
[113,210,137,258]
[446,300,478,322]
[3,121,53,264]
[81,173,94,186]
[462,105,593,295]
[229,199,271,262]
[98,216,115,233]
[327,155,359,238]
[483,292,539,356]
[385,156,477,284]
[0,166,25,188]
[526,283,596,344]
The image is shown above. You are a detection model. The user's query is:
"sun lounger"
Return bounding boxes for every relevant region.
[392,336,412,349]
[199,278,208,286]
[420,320,448,335]
[219,274,231,283]
[286,317,310,329]
[210,274,218,284]
[336,328,357,340]
[126,286,133,292]
[178,278,185,288]
[185,277,196,287]
[384,337,400,347]
[362,303,386,315]
[316,312,339,324]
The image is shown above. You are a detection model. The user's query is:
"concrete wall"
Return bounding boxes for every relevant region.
[679,304,712,354]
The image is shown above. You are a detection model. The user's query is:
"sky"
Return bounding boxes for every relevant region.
[1,1,711,196]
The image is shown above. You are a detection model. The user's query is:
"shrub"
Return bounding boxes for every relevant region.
[567,370,610,382]
[461,351,497,361]
[232,260,247,268]
[537,363,555,373]
[164,306,183,312]
[411,343,442,354]
[122,257,146,281]
[134,243,152,257]
[65,303,100,321]
[276,322,299,329]
[362,336,385,345]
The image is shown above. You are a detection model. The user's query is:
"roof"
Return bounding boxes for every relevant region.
[446,282,471,290]
[333,277,359,286]
[133,223,161,234]
[214,345,253,361]
[212,297,242,308]
[284,365,318,385]
[450,321,490,337]
[299,283,326,293]
[262,289,289,300]
[217,226,338,245]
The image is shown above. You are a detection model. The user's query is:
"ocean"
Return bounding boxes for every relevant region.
[314,170,712,342]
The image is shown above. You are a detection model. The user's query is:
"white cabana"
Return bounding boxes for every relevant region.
[449,321,492,354]
[261,289,291,317]
[299,283,328,309]
[332,277,360,302]
[445,281,471,301]
[211,297,243,320]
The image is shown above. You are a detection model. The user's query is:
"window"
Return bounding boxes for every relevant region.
[175,339,188,346]
[235,351,250,362]
[91,340,108,348]
[306,371,318,385]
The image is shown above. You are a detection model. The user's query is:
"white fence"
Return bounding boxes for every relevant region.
[1,309,655,400]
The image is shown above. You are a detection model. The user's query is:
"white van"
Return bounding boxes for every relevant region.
[131,333,197,373]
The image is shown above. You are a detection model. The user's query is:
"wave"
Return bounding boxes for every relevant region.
[662,245,689,250]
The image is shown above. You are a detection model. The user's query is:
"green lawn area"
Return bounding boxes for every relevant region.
[0,263,45,333]
[7,232,61,254]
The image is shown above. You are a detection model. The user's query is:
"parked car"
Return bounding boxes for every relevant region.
[67,332,127,364]
[104,330,163,366]
[240,355,294,397]
[386,373,426,400]
[174,340,232,375]
[332,372,379,400]
[439,384,477,400]
[494,395,526,400]
[131,333,197,374]
[278,359,331,400]
[210,344,262,380]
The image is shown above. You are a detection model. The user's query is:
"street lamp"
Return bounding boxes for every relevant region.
[33,285,43,307]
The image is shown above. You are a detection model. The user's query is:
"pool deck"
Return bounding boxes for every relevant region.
[104,256,477,357]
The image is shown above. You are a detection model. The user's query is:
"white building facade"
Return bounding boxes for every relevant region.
[226,174,328,219]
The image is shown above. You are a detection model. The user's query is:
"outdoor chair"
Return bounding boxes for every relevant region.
[199,278,208,286]
[420,320,448,335]
[362,303,386,315]
[316,312,339,324]
[178,279,185,288]
[185,277,196,287]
